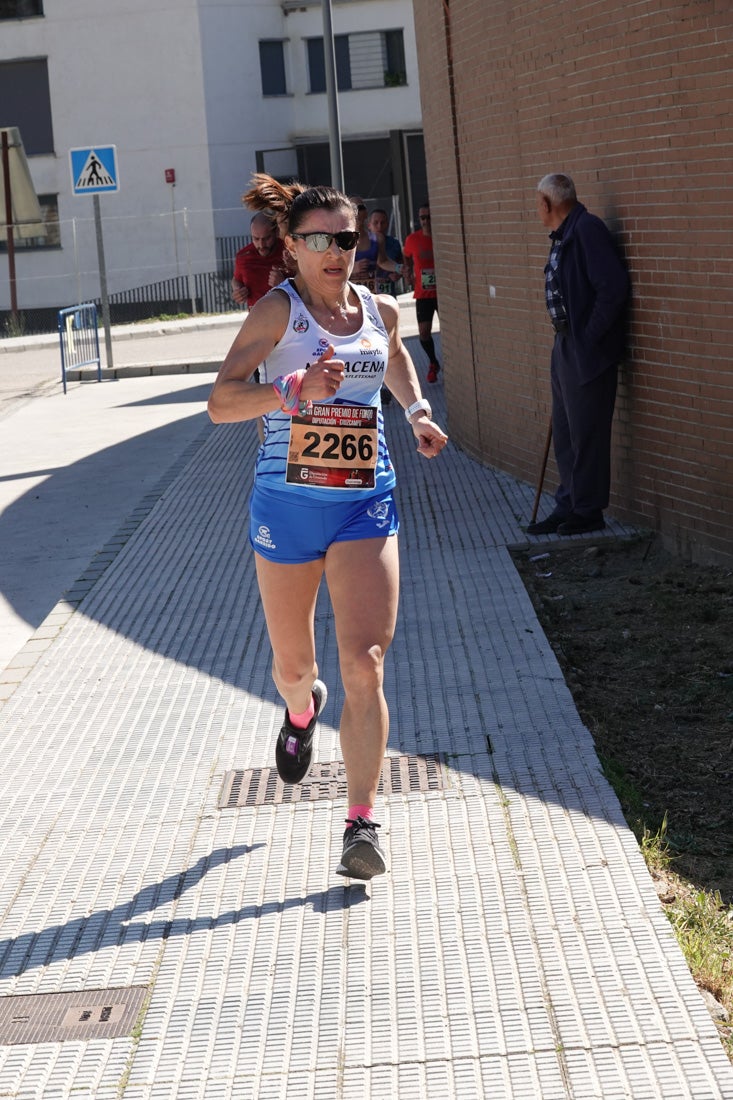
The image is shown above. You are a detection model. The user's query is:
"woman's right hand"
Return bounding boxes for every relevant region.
[301,345,345,402]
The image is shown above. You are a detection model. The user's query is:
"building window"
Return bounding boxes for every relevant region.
[0,194,59,252]
[259,40,288,96]
[307,30,406,93]
[0,0,43,17]
[0,58,54,154]
[384,29,407,87]
[307,35,352,94]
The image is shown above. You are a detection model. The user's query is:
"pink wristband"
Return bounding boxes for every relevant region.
[272,370,306,414]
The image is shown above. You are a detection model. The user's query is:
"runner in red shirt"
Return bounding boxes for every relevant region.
[403,202,441,383]
[232,213,287,308]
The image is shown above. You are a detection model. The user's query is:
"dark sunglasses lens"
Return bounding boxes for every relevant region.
[299,231,358,251]
[335,231,359,251]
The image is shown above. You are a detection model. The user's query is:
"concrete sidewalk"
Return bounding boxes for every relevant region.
[0,319,731,1098]
[0,297,419,418]
[0,312,247,419]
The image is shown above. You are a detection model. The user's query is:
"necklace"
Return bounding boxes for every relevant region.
[326,300,350,323]
[307,294,351,325]
[297,281,354,326]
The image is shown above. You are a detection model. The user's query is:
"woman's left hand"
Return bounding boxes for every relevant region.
[411,416,448,459]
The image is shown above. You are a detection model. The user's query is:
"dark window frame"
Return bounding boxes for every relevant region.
[307,30,406,93]
[306,35,351,94]
[0,56,54,154]
[0,0,44,18]
[384,29,406,87]
[258,39,288,97]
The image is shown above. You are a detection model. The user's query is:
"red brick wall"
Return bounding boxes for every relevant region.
[412,0,733,564]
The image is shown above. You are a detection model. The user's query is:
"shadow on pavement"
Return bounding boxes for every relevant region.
[0,844,372,980]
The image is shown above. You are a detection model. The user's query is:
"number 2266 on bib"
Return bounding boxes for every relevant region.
[287,404,378,489]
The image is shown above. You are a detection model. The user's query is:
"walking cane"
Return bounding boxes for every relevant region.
[530,416,553,524]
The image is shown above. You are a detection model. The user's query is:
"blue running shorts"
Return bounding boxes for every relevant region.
[249,484,399,564]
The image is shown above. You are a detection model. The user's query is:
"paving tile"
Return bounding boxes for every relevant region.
[0,340,730,1097]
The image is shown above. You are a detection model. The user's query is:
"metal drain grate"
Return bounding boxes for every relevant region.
[220,753,447,809]
[0,986,148,1045]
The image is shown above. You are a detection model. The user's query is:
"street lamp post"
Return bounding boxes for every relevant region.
[321,0,344,191]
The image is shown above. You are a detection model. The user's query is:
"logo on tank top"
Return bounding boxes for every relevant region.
[360,338,372,349]
[293,314,309,333]
[311,338,332,358]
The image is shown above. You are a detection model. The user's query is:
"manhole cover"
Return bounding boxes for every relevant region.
[220,753,447,809]
[0,986,148,1045]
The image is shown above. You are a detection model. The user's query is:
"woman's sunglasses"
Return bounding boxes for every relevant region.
[290,231,359,253]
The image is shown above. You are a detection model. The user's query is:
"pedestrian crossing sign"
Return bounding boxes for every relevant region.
[70,145,120,195]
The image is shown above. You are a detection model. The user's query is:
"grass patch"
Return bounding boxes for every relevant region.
[641,820,732,1056]
[512,536,733,1059]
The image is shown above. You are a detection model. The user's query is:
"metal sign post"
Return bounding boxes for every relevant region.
[69,145,119,369]
[165,168,180,277]
[92,194,113,370]
[1,131,17,321]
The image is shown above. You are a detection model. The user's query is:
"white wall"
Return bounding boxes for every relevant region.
[2,0,215,308]
[1,0,422,310]
[197,0,423,239]
[197,0,296,239]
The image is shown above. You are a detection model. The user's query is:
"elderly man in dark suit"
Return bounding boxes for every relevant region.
[527,173,630,536]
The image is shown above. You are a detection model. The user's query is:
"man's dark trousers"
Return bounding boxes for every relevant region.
[550,332,618,517]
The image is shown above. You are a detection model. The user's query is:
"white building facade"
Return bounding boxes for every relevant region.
[0,0,426,319]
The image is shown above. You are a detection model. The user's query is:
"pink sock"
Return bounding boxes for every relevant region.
[288,696,315,730]
[347,804,374,823]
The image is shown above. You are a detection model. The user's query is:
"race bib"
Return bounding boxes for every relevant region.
[286,403,378,489]
[421,268,436,290]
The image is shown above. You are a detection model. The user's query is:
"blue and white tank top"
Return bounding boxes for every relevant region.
[255,280,395,499]
[355,232,379,267]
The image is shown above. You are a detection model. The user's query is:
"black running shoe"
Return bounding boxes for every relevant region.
[336,816,386,880]
[275,679,327,784]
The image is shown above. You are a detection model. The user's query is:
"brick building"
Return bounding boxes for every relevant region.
[412,0,732,564]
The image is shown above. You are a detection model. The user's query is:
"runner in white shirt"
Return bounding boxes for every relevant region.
[208,175,447,880]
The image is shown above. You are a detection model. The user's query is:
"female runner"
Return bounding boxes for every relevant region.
[208,176,447,879]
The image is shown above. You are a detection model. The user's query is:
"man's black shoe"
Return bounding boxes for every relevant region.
[556,512,606,536]
[275,679,327,784]
[525,511,568,536]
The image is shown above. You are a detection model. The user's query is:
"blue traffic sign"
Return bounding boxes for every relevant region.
[70,145,120,195]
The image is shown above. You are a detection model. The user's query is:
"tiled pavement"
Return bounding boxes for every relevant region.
[0,333,731,1098]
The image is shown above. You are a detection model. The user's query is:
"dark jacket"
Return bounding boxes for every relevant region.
[557,203,630,383]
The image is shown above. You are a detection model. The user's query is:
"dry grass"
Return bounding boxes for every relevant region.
[512,535,733,1056]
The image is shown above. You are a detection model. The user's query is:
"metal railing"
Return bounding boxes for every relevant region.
[2,240,249,337]
[105,269,237,323]
[58,302,101,394]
